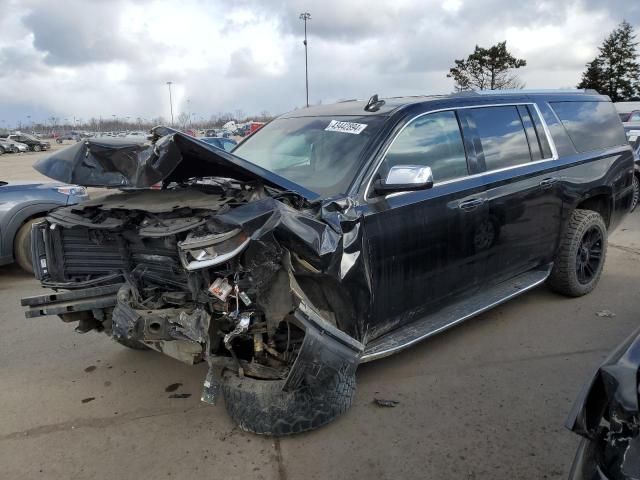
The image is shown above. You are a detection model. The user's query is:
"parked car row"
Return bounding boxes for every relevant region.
[0,133,50,152]
[0,137,28,154]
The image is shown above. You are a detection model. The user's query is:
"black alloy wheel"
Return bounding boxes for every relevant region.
[575,226,604,285]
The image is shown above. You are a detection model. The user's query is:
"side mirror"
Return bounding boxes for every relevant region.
[373,165,434,195]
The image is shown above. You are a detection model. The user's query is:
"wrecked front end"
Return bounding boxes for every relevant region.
[22,130,364,435]
[566,326,640,479]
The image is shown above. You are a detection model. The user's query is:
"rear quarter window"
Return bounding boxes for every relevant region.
[550,101,627,153]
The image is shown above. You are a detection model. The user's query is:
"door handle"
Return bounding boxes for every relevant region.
[458,198,484,211]
[539,178,557,190]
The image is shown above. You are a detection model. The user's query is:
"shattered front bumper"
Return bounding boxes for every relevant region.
[22,281,363,392]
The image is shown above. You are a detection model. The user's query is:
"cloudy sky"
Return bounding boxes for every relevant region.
[0,0,639,127]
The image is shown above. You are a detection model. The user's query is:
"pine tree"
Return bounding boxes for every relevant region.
[447,41,527,91]
[577,57,606,92]
[577,21,640,101]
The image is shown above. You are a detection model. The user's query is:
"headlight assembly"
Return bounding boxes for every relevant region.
[177,228,249,270]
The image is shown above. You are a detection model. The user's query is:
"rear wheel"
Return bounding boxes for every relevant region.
[14,218,41,273]
[631,174,639,213]
[548,209,607,297]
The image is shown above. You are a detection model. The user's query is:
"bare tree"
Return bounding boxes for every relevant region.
[177,112,190,129]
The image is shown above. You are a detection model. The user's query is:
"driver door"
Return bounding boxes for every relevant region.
[362,110,491,340]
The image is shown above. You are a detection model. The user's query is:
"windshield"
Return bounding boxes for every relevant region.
[233,115,385,197]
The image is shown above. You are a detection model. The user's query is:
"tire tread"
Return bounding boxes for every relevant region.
[548,209,607,297]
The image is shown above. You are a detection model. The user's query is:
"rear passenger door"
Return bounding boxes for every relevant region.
[457,104,562,284]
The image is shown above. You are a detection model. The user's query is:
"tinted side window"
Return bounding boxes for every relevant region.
[382,111,468,183]
[464,106,532,171]
[629,111,640,122]
[550,101,627,153]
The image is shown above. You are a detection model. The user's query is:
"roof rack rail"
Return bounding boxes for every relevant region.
[472,89,599,95]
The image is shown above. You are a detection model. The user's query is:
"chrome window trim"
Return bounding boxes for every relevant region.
[364,102,560,199]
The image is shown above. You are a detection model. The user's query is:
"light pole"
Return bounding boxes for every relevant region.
[186,97,191,128]
[166,81,174,125]
[299,12,311,108]
[112,114,117,131]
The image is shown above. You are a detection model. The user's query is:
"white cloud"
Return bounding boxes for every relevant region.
[442,0,463,14]
[0,0,637,127]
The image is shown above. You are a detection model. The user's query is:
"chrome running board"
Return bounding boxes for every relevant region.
[360,265,552,363]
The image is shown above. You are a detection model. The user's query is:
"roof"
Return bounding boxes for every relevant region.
[614,101,640,113]
[280,89,609,118]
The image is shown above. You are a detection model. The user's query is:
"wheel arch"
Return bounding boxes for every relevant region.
[574,189,613,229]
[2,203,63,261]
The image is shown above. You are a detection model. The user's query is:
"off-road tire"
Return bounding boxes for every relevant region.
[14,218,40,273]
[548,209,607,297]
[221,369,356,436]
[631,174,639,213]
[114,337,150,350]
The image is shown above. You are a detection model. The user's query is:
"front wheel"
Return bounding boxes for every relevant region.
[32,145,41,152]
[221,369,356,436]
[14,218,41,273]
[631,174,639,213]
[548,209,607,297]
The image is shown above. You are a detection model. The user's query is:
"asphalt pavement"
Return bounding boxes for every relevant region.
[0,145,638,479]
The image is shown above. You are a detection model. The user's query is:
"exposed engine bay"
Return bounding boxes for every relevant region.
[26,179,361,379]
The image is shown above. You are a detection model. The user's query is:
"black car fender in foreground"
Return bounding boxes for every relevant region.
[566,325,640,479]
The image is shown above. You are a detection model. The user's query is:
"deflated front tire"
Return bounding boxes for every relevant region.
[221,369,356,436]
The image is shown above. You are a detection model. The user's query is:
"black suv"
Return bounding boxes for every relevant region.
[22,90,634,435]
[4,133,50,152]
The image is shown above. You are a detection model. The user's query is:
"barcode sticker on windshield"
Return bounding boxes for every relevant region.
[325,120,367,135]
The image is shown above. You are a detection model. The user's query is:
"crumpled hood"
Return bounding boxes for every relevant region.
[33,126,320,201]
